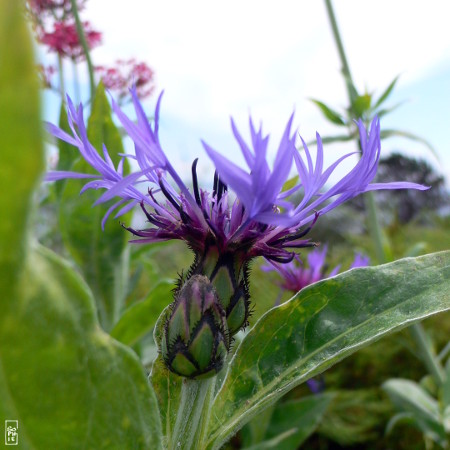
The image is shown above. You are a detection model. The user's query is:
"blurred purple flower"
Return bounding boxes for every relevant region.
[262,245,370,293]
[350,252,370,269]
[306,376,326,394]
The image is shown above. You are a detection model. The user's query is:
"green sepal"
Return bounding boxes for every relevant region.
[190,322,215,370]
[310,99,346,125]
[226,293,248,335]
[171,353,199,378]
[212,266,234,309]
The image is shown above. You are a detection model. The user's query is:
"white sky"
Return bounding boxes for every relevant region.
[45,0,450,184]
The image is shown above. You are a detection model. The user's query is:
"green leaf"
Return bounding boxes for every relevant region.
[151,303,183,441]
[379,129,439,161]
[111,279,175,347]
[281,176,298,193]
[373,75,400,109]
[59,82,130,330]
[206,252,450,449]
[0,0,43,296]
[242,394,334,450]
[351,93,372,118]
[0,244,163,449]
[0,6,162,448]
[241,405,275,447]
[382,378,447,444]
[317,389,389,445]
[375,100,407,119]
[151,356,183,444]
[306,133,353,147]
[310,99,346,126]
[403,242,428,258]
[443,359,450,408]
[385,412,416,435]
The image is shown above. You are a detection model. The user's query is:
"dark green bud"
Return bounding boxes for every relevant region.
[161,275,230,379]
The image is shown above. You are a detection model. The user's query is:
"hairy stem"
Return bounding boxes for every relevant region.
[171,377,216,450]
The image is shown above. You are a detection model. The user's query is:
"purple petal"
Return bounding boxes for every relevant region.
[364,182,430,191]
[203,141,253,208]
[45,171,96,181]
[101,199,127,230]
[231,118,254,168]
[45,122,78,146]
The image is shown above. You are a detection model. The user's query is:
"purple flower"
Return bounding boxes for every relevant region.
[46,89,427,335]
[262,245,370,293]
[350,252,370,269]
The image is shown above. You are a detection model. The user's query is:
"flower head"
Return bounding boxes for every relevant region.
[262,245,370,293]
[47,89,427,339]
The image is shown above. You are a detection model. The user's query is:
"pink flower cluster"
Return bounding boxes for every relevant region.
[28,0,155,100]
[95,59,155,101]
[28,0,100,61]
[28,0,85,16]
[39,20,101,61]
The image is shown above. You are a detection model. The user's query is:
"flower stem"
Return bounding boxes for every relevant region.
[72,60,81,104]
[57,54,65,100]
[69,0,95,98]
[409,322,446,386]
[365,191,387,264]
[171,377,216,450]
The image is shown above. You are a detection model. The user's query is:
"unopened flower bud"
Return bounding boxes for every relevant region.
[161,275,230,379]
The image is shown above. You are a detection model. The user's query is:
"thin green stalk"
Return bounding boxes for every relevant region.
[409,322,446,386]
[171,377,216,450]
[438,341,450,362]
[57,54,65,100]
[72,60,81,104]
[365,191,387,264]
[324,0,357,103]
[70,0,95,97]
